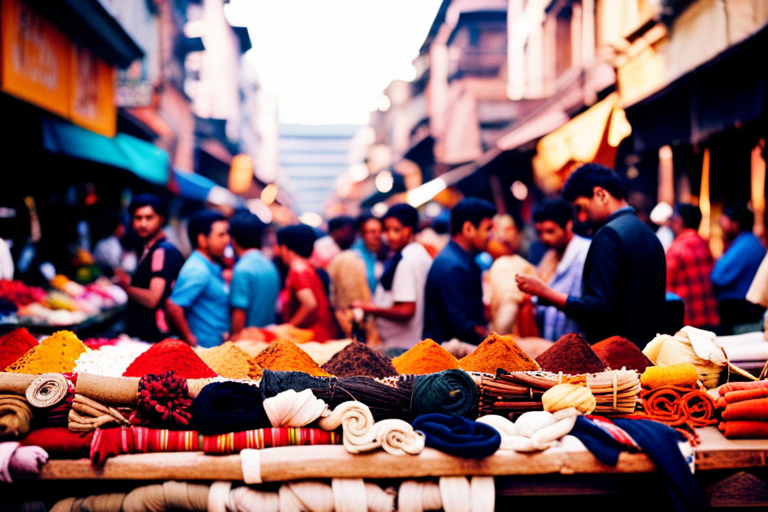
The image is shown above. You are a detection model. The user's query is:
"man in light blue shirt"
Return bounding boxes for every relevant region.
[352,213,384,294]
[166,210,230,348]
[229,211,280,336]
[711,202,766,332]
[532,199,591,341]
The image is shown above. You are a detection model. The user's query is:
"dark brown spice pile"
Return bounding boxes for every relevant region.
[536,333,607,374]
[591,336,653,373]
[321,341,399,379]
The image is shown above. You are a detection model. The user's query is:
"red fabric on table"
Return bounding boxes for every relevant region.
[721,398,768,422]
[719,421,768,439]
[90,426,341,465]
[718,381,768,395]
[720,388,768,405]
[20,427,93,459]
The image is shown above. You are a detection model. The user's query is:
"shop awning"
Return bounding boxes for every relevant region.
[173,168,214,202]
[532,93,632,194]
[43,117,170,185]
[496,110,570,151]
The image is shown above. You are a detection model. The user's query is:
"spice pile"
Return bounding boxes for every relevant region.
[254,340,331,377]
[0,328,39,371]
[592,336,653,373]
[321,342,397,379]
[392,339,459,375]
[198,342,262,380]
[459,332,538,374]
[4,330,87,374]
[536,333,607,374]
[122,340,218,379]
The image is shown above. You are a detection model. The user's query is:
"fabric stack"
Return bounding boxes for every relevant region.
[716,381,768,439]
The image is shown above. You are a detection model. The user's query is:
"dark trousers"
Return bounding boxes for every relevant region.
[718,299,765,334]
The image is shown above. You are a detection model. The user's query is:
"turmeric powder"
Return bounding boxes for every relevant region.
[459,332,539,374]
[5,330,87,374]
[254,339,330,377]
[198,342,262,380]
[392,339,459,375]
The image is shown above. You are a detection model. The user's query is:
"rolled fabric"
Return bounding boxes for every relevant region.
[541,383,596,415]
[75,372,140,406]
[332,478,367,512]
[318,401,378,453]
[679,390,718,427]
[79,494,125,512]
[8,445,48,480]
[412,370,478,419]
[411,413,501,458]
[640,386,686,426]
[719,381,768,395]
[641,363,699,389]
[230,485,280,512]
[721,398,768,422]
[439,476,471,512]
[189,381,270,436]
[26,373,70,408]
[263,389,328,427]
[279,481,334,512]
[0,374,37,395]
[260,370,332,398]
[478,409,578,452]
[373,419,425,456]
[0,394,32,438]
[397,481,442,512]
[720,388,768,404]
[719,420,768,439]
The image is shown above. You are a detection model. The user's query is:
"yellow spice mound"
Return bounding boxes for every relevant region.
[392,339,459,375]
[198,341,262,380]
[459,332,539,374]
[5,330,87,374]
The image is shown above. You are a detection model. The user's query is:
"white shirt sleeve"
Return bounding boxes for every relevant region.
[391,255,418,304]
[0,239,14,280]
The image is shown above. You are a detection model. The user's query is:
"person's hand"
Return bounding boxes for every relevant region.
[112,268,130,288]
[515,273,548,298]
[186,334,198,348]
[441,339,476,358]
[351,301,376,314]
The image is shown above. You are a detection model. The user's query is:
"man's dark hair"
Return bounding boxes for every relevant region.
[563,163,626,202]
[129,193,166,219]
[450,197,497,236]
[277,224,317,258]
[188,210,227,248]
[383,204,419,231]
[229,211,267,250]
[328,215,355,234]
[532,199,574,230]
[674,203,702,231]
[356,212,382,232]
[723,201,754,232]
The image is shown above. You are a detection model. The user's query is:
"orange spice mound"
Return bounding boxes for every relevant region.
[391,339,460,375]
[253,339,331,377]
[5,330,87,374]
[459,332,539,374]
[198,341,263,380]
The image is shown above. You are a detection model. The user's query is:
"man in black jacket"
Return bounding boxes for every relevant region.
[516,164,666,347]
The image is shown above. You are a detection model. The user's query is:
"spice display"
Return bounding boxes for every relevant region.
[253,340,331,377]
[321,341,398,379]
[412,369,479,419]
[640,363,699,389]
[591,336,653,373]
[122,339,218,379]
[541,383,596,415]
[458,332,539,374]
[392,339,460,375]
[0,328,39,372]
[198,342,262,380]
[134,372,193,428]
[535,333,607,375]
[74,340,150,377]
[4,331,87,375]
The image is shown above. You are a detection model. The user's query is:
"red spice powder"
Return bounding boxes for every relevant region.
[123,339,218,379]
[0,327,39,371]
[591,336,653,373]
[536,333,607,375]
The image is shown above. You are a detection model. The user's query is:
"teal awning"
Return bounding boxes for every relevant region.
[43,118,170,185]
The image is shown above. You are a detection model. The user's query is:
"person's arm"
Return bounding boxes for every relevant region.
[711,239,744,289]
[358,301,416,321]
[165,298,197,347]
[122,277,167,309]
[515,274,569,309]
[288,288,318,328]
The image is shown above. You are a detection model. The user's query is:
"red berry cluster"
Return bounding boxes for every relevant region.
[135,371,193,427]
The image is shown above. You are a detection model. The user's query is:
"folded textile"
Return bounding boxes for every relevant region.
[412,370,478,419]
[718,381,768,394]
[90,426,340,464]
[720,398,768,422]
[411,413,500,458]
[719,420,768,439]
[20,427,93,459]
[263,389,328,428]
[0,441,49,483]
[717,388,768,407]
[0,395,32,438]
[189,381,269,436]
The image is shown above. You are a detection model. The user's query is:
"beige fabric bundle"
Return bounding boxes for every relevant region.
[0,394,32,438]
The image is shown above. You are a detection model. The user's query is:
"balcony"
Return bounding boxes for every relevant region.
[449,47,507,80]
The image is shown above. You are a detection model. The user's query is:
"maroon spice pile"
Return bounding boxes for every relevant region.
[321,341,398,379]
[591,336,653,373]
[536,333,607,374]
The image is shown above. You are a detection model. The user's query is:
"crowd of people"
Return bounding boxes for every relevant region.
[84,163,768,350]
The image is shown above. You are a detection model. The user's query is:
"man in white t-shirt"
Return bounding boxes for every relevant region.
[353,204,432,349]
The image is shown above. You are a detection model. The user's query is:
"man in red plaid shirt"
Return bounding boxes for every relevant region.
[666,204,720,329]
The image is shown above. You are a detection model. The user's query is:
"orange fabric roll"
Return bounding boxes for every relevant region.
[640,386,687,426]
[721,398,768,422]
[718,381,768,395]
[719,420,768,439]
[679,390,718,427]
[722,388,768,404]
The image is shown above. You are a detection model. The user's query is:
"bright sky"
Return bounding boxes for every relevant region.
[226,0,443,125]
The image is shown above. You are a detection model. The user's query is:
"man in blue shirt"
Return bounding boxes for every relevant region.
[711,202,767,333]
[228,211,280,336]
[166,210,230,347]
[423,198,497,344]
[352,213,384,294]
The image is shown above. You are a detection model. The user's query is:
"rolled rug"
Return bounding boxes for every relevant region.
[0,395,32,438]
[75,373,140,406]
[411,413,501,458]
[26,373,69,408]
[189,381,270,436]
[721,398,768,422]
[412,370,479,419]
[719,420,768,439]
[0,374,37,395]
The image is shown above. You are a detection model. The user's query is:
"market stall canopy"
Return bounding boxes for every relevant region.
[532,93,632,194]
[172,168,243,209]
[496,110,570,151]
[43,118,170,186]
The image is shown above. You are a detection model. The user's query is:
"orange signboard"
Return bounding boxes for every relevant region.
[1,0,116,136]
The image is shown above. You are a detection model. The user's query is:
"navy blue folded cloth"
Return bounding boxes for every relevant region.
[412,413,500,458]
[189,381,270,436]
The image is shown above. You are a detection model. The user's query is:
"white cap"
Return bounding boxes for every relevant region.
[650,202,674,225]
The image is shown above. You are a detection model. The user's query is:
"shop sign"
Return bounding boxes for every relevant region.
[0,0,116,136]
